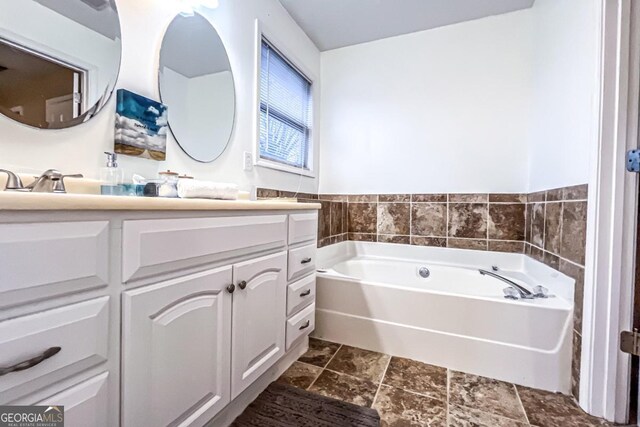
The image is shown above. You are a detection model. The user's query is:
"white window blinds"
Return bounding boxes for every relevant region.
[259,38,312,169]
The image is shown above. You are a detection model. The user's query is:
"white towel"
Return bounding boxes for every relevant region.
[177,180,239,200]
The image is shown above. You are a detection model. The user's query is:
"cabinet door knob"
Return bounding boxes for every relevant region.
[298,320,311,330]
[301,257,312,264]
[226,284,236,293]
[0,346,61,377]
[238,281,247,290]
[300,289,311,297]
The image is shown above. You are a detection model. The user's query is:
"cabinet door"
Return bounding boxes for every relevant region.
[231,251,287,398]
[122,267,232,427]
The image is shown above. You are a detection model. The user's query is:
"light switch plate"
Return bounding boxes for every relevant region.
[243,151,253,171]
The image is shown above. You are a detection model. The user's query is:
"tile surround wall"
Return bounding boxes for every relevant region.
[257,184,588,400]
[524,184,588,400]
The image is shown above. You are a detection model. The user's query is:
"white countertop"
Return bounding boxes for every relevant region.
[0,192,320,211]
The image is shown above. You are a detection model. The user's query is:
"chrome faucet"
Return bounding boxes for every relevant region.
[479,269,535,299]
[0,169,26,191]
[27,169,83,193]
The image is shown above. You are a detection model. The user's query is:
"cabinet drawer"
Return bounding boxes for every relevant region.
[286,303,315,351]
[287,274,316,316]
[0,221,109,308]
[122,215,287,283]
[37,372,110,427]
[0,297,109,402]
[287,244,316,282]
[288,213,318,245]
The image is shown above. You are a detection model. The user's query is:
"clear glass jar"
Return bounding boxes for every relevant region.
[157,170,179,198]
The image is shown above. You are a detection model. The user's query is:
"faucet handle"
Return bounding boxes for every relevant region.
[532,285,550,298]
[0,169,24,190]
[503,287,520,300]
[53,174,84,194]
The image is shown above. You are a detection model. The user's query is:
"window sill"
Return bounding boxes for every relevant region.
[256,158,315,178]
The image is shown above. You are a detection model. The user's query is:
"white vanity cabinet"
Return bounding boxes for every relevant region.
[231,251,287,398]
[122,266,233,427]
[0,206,318,427]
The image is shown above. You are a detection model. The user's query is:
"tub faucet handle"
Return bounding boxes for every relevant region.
[532,285,549,298]
[503,287,520,300]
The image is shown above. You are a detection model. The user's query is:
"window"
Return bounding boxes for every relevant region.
[259,38,313,171]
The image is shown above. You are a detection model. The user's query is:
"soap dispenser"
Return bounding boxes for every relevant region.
[100,152,124,195]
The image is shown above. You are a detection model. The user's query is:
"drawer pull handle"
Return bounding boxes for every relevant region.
[238,281,247,290]
[301,258,312,264]
[300,289,311,297]
[0,346,61,377]
[299,320,311,330]
[226,284,236,293]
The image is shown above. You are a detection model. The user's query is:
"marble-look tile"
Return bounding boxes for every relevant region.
[411,203,447,237]
[563,184,588,201]
[449,194,488,203]
[412,194,447,203]
[488,240,524,254]
[525,204,531,243]
[448,404,529,427]
[319,194,348,201]
[326,345,391,383]
[489,194,527,203]
[373,385,446,427]
[411,236,447,247]
[488,204,525,241]
[572,331,582,400]
[349,232,377,242]
[530,245,545,263]
[378,203,410,235]
[276,361,322,389]
[378,235,410,244]
[341,201,348,233]
[543,251,560,270]
[348,202,377,233]
[382,357,447,401]
[308,370,378,407]
[257,188,279,198]
[560,260,584,331]
[448,203,487,239]
[318,201,331,239]
[530,203,545,247]
[348,194,378,202]
[528,191,546,203]
[560,201,587,265]
[379,194,410,202]
[517,385,609,427]
[448,238,487,251]
[449,371,527,422]
[298,338,341,367]
[330,202,344,237]
[544,202,562,254]
[546,188,564,202]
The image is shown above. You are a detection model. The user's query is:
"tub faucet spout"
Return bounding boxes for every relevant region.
[478,269,534,299]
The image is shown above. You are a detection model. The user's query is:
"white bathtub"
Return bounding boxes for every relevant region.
[315,241,574,393]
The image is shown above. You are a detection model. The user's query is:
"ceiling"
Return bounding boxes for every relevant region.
[278,0,535,51]
[35,0,121,40]
[160,13,231,78]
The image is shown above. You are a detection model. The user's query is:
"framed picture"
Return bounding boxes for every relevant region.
[115,89,168,161]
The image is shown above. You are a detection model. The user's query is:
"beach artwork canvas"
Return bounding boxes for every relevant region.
[115,89,168,161]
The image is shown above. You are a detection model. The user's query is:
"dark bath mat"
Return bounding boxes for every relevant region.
[231,382,381,427]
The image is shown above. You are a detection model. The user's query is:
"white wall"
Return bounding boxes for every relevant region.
[527,0,600,192]
[0,0,321,194]
[319,10,533,194]
[319,1,601,195]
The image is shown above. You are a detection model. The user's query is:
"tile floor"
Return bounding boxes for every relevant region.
[277,338,615,427]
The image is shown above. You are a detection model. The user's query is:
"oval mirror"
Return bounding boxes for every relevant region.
[159,12,235,163]
[0,0,122,129]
